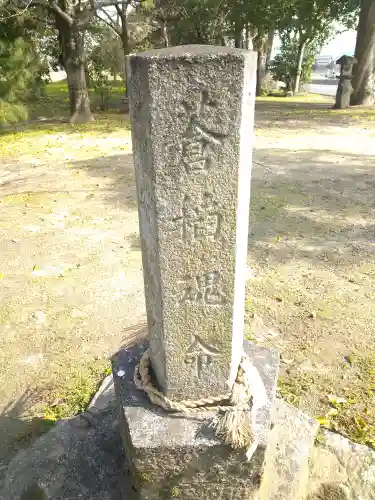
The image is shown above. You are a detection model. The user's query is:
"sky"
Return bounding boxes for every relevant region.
[321,30,357,59]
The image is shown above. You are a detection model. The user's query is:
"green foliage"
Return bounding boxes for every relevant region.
[43,363,111,421]
[90,27,124,78]
[269,35,315,90]
[0,100,28,125]
[155,0,228,45]
[226,0,293,39]
[90,72,114,111]
[0,38,39,101]
[0,38,42,125]
[0,12,50,125]
[274,0,359,92]
[86,27,123,110]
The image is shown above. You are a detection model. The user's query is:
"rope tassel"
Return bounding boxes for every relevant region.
[210,365,253,449]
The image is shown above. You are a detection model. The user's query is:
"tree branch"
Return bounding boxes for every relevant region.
[0,0,33,20]
[48,2,74,25]
[94,0,133,6]
[96,7,120,34]
[114,2,124,19]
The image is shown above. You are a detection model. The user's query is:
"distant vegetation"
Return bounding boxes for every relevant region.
[0,0,373,125]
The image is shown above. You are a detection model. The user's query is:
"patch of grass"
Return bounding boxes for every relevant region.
[140,472,154,484]
[0,79,129,152]
[171,486,182,497]
[0,114,130,158]
[2,192,53,206]
[281,107,375,123]
[257,93,333,104]
[29,80,126,120]
[277,374,314,406]
[251,182,311,221]
[10,418,56,448]
[279,353,375,449]
[43,361,110,421]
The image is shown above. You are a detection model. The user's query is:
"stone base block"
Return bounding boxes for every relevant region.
[259,399,320,500]
[112,341,279,499]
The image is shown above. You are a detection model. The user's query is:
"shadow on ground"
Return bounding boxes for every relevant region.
[0,390,56,484]
[66,146,375,271]
[1,153,137,212]
[250,148,375,269]
[0,406,131,500]
[0,113,130,138]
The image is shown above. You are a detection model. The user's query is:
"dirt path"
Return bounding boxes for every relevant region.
[0,128,146,465]
[0,95,374,459]
[249,98,375,446]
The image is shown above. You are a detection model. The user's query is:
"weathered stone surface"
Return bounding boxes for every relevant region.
[244,342,279,448]
[307,429,375,500]
[258,398,320,500]
[0,407,134,500]
[335,79,353,109]
[127,45,257,400]
[89,374,115,412]
[112,340,279,499]
[334,55,357,109]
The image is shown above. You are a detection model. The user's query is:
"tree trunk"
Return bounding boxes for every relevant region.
[65,62,93,123]
[56,17,93,123]
[256,49,267,96]
[118,9,130,94]
[253,33,268,96]
[161,22,169,47]
[351,0,375,106]
[234,21,243,48]
[294,39,306,94]
[245,25,251,50]
[266,31,274,68]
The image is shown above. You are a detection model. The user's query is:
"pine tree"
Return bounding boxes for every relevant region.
[0,13,47,125]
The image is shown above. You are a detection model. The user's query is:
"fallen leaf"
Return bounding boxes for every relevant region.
[24,225,40,233]
[32,265,65,277]
[328,395,347,405]
[281,357,294,365]
[344,355,353,365]
[0,273,4,279]
[315,416,329,426]
[326,408,338,417]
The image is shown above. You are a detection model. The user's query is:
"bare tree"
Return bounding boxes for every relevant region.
[96,1,147,90]
[97,2,134,59]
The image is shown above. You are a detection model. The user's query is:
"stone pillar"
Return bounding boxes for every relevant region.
[127,45,256,401]
[113,45,323,500]
[334,55,357,109]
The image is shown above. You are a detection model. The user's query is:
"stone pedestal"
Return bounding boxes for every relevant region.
[127,46,257,401]
[112,340,279,500]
